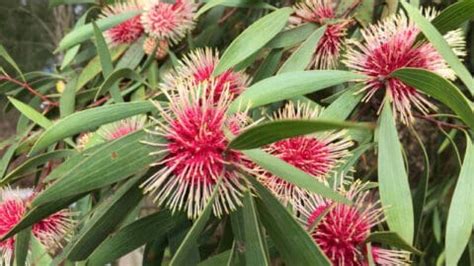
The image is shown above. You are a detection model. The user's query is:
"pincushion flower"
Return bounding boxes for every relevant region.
[98,115,146,141]
[101,0,144,46]
[143,81,254,219]
[143,37,169,59]
[344,10,466,124]
[141,0,197,45]
[297,181,411,265]
[0,188,74,265]
[162,48,249,101]
[257,102,352,206]
[290,0,353,69]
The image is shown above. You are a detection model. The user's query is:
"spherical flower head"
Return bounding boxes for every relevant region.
[0,188,74,264]
[297,181,411,265]
[141,0,197,45]
[143,37,169,59]
[290,0,351,69]
[101,0,144,46]
[143,81,254,219]
[98,115,146,141]
[257,102,353,206]
[162,48,249,101]
[343,9,466,124]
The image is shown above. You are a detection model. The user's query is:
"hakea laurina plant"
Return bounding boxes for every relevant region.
[343,9,466,124]
[142,80,256,219]
[141,0,197,45]
[257,102,353,206]
[101,0,145,46]
[290,0,356,69]
[162,48,250,101]
[297,180,411,265]
[0,188,74,265]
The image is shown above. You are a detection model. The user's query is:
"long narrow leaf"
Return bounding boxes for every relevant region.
[377,102,414,243]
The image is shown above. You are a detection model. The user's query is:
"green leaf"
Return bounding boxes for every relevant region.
[8,97,52,129]
[30,236,53,265]
[230,191,269,265]
[253,49,283,83]
[169,181,221,266]
[229,119,372,150]
[213,8,293,76]
[31,130,163,206]
[197,0,275,17]
[391,68,474,130]
[58,10,141,51]
[0,142,19,179]
[401,1,474,95]
[60,78,77,118]
[266,23,318,49]
[1,150,77,185]
[30,101,155,154]
[198,250,232,266]
[0,44,24,80]
[248,176,331,265]
[431,0,474,36]
[367,232,422,255]
[278,26,326,73]
[93,22,123,103]
[378,102,414,244]
[319,86,363,120]
[60,8,91,70]
[446,136,474,266]
[14,228,31,266]
[115,37,145,70]
[68,175,144,261]
[96,68,146,100]
[88,211,186,265]
[243,149,350,204]
[228,70,365,113]
[49,0,95,7]
[76,45,128,91]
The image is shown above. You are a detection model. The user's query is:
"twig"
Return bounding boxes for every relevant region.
[414,114,468,130]
[0,75,59,107]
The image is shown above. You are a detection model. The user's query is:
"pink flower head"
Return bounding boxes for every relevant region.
[0,188,74,264]
[98,115,146,141]
[257,102,352,206]
[291,0,352,69]
[162,48,249,101]
[143,80,254,219]
[141,0,197,45]
[143,37,169,59]
[297,181,411,265]
[101,0,144,46]
[344,9,466,124]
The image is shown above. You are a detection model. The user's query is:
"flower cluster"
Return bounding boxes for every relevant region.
[162,48,249,101]
[297,181,411,265]
[344,9,465,124]
[0,188,74,265]
[290,0,355,69]
[101,0,197,59]
[256,102,353,206]
[143,80,254,219]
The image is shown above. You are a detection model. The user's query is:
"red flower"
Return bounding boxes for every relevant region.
[141,0,196,45]
[101,0,144,46]
[257,102,352,206]
[162,48,249,101]
[0,188,73,265]
[143,80,254,219]
[344,10,465,124]
[297,181,411,265]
